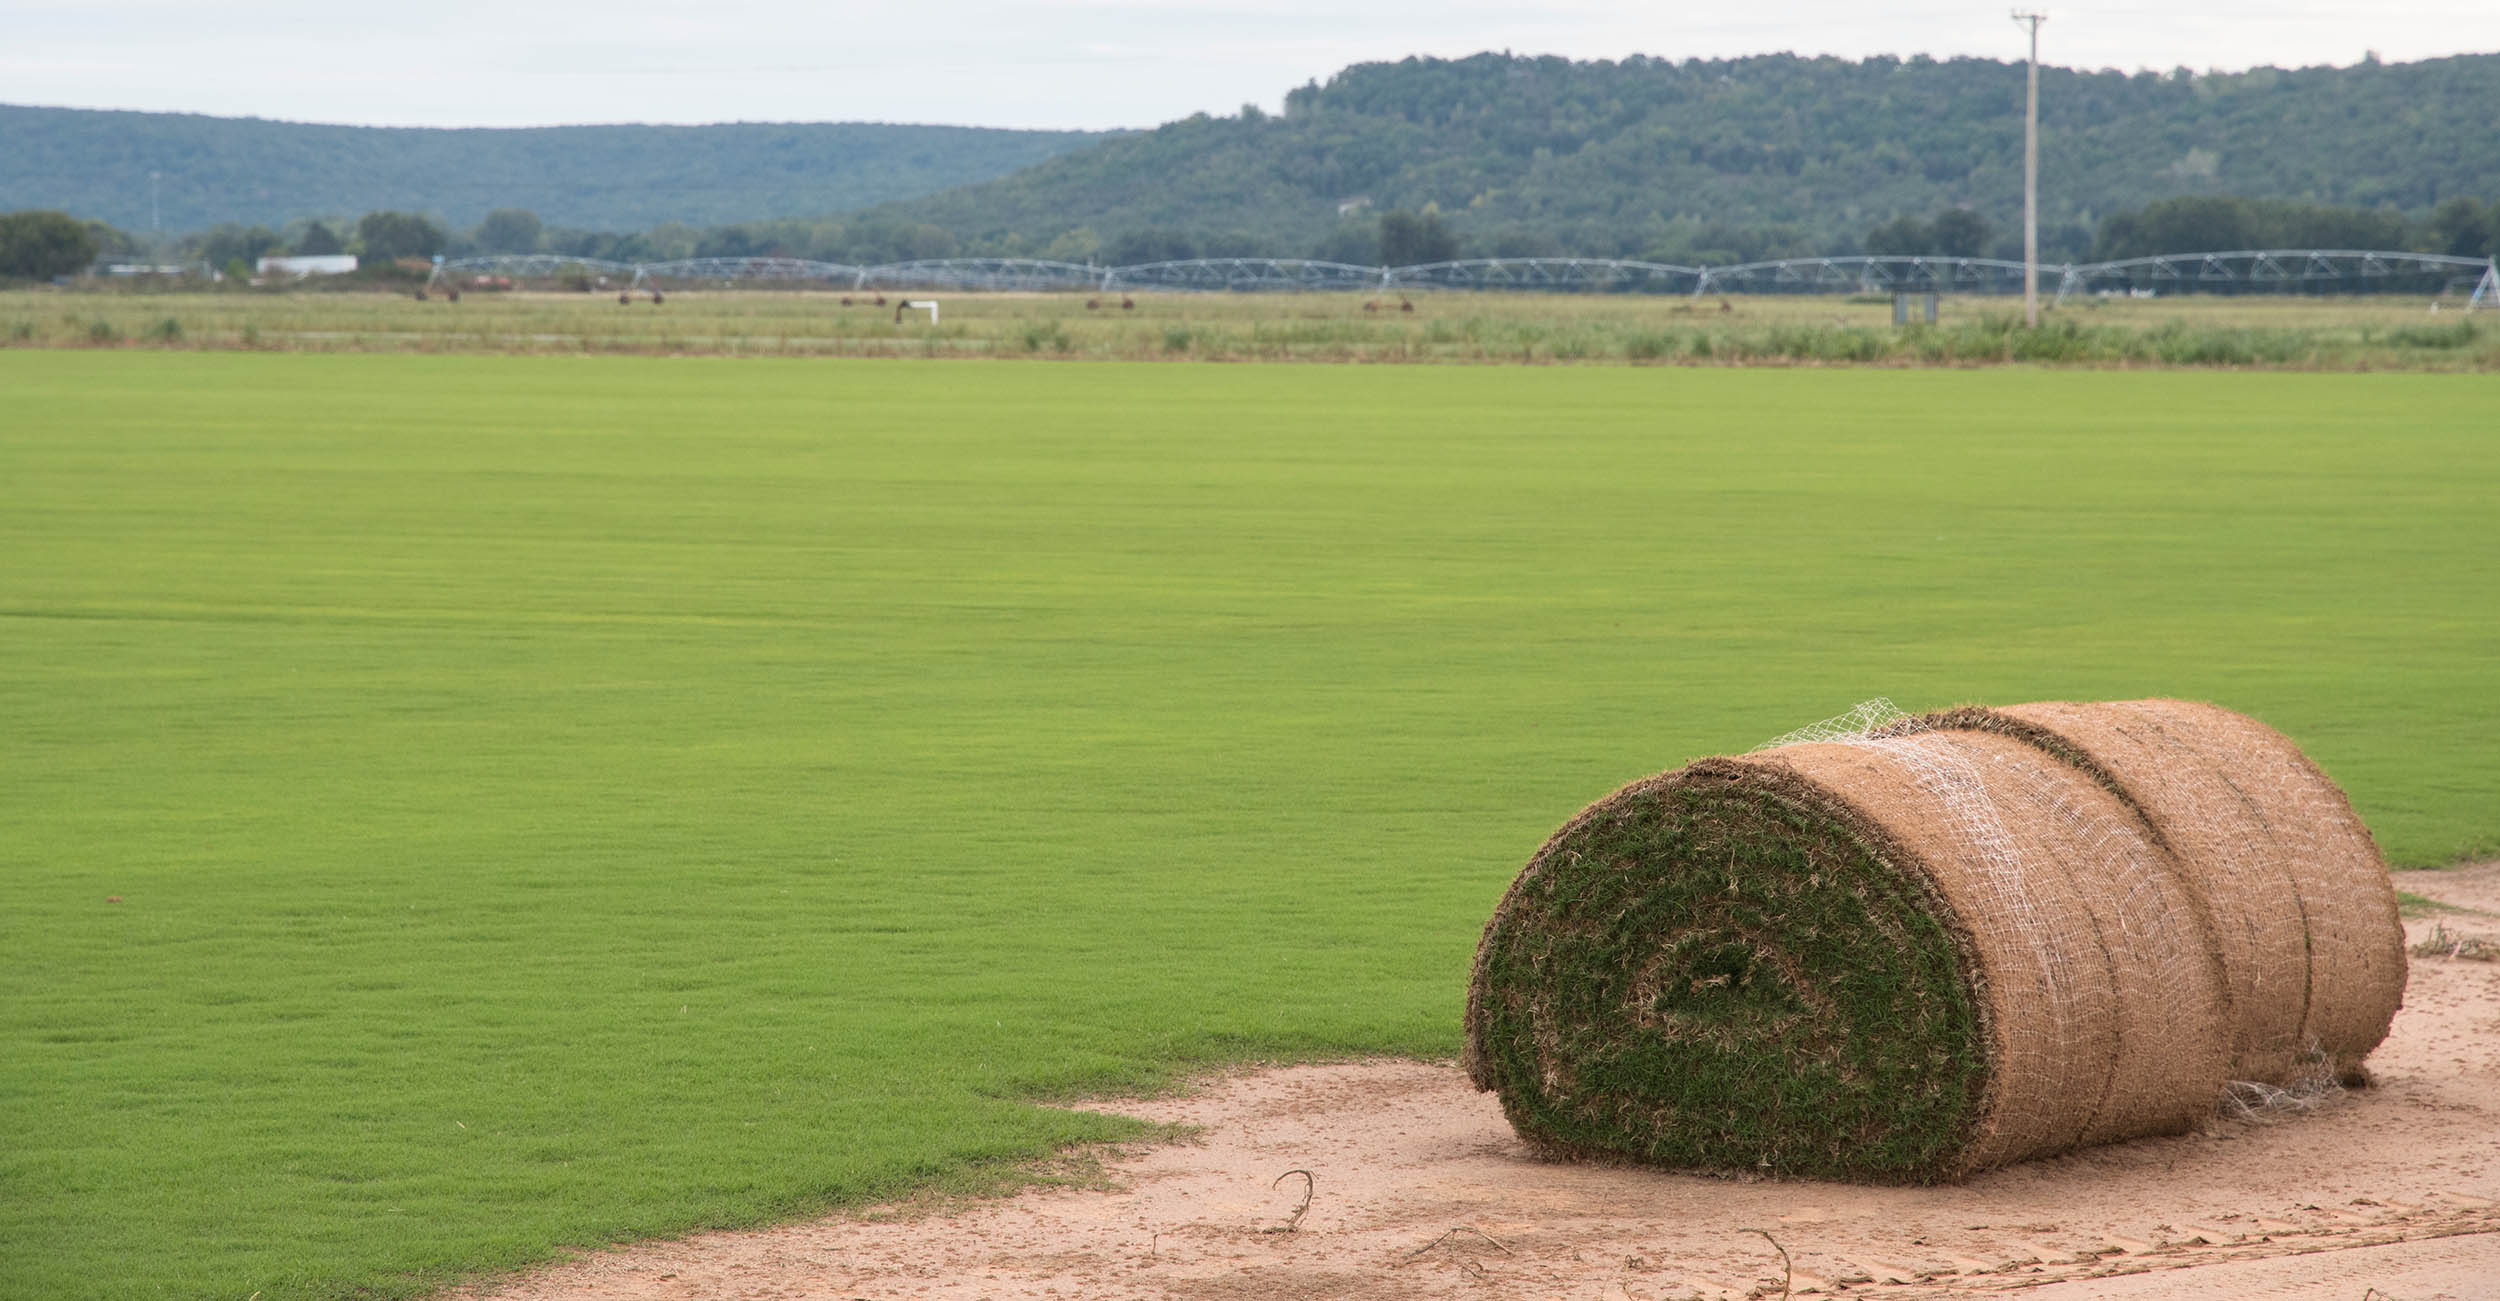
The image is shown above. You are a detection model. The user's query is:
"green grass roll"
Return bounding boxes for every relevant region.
[1464,721,2233,1182]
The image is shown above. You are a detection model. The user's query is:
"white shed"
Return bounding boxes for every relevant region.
[256,254,359,277]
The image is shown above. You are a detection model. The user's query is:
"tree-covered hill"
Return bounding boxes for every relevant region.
[16,50,2499,266]
[863,50,2500,264]
[0,105,1108,233]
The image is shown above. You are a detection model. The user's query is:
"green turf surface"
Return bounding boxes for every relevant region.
[1469,776,1988,1180]
[3,354,2493,1298]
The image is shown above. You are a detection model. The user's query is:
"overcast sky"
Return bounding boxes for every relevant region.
[7,1,2496,131]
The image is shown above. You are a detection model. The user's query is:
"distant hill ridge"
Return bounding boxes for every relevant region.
[10,48,2499,261]
[0,105,1109,232]
[862,50,2500,264]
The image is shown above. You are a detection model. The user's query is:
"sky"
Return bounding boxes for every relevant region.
[7,1,2497,131]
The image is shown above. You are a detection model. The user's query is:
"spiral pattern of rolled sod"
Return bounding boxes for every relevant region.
[1465,724,2240,1182]
[1918,699,2405,1084]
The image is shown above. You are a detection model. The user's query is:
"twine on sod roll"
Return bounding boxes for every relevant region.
[1463,699,2402,1183]
[1916,699,2404,1085]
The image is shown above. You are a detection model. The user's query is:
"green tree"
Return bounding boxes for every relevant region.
[1105,228,1201,264]
[475,208,543,253]
[1378,209,1458,266]
[691,224,769,259]
[294,221,344,255]
[643,222,701,261]
[1310,223,1380,265]
[2270,202,2407,249]
[1864,215,1932,256]
[1042,227,1103,263]
[357,210,447,260]
[1488,227,1564,258]
[830,218,957,263]
[2093,194,2425,260]
[2094,196,2262,259]
[1199,229,1275,258]
[0,209,99,279]
[2425,196,2496,258]
[82,218,142,260]
[195,224,282,270]
[1929,208,1992,257]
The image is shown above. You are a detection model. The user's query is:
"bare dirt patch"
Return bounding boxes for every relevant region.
[465,864,2500,1299]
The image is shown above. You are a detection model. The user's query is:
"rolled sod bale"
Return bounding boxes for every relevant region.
[1917,699,2404,1084]
[1465,727,2229,1182]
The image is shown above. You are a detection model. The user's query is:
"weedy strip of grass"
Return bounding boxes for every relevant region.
[2396,890,2454,918]
[8,289,2500,369]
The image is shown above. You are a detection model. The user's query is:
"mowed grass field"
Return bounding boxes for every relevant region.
[4,353,2495,1299]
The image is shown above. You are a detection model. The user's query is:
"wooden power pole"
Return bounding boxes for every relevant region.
[2013,11,2048,327]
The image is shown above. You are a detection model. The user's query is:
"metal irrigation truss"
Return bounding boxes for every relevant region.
[445,253,635,279]
[435,250,2500,304]
[1700,255,2033,295]
[871,258,1101,291]
[647,257,861,285]
[1392,258,1699,292]
[2052,249,2497,302]
[1115,258,1384,291]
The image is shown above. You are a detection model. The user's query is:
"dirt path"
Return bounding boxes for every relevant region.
[467,865,2500,1300]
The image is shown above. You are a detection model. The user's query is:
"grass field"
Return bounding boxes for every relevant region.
[4,352,2496,1299]
[8,286,2500,368]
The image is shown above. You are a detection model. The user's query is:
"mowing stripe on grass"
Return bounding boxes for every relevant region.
[1,355,2493,1296]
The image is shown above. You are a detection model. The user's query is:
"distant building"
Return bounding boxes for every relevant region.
[1336,197,1373,217]
[256,254,358,277]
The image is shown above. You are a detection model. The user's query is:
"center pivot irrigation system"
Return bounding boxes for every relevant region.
[431,250,2500,308]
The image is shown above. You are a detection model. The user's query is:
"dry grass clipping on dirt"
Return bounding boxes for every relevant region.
[2411,923,2499,962]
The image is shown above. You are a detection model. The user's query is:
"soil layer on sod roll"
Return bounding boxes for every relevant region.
[1464,728,2228,1182]
[1919,699,2406,1084]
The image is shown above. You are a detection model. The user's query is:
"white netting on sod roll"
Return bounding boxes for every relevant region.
[1753,699,2224,1146]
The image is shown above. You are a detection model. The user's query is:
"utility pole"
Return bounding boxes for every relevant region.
[150,171,162,235]
[2012,11,2047,327]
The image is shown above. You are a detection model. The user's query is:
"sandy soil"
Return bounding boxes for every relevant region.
[466,864,2500,1300]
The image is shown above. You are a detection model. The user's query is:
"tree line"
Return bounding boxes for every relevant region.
[1847,194,2498,262]
[847,50,2500,267]
[15,49,2500,274]
[9,190,2496,286]
[447,193,2500,268]
[14,185,2500,287]
[14,51,2500,280]
[0,105,1104,233]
